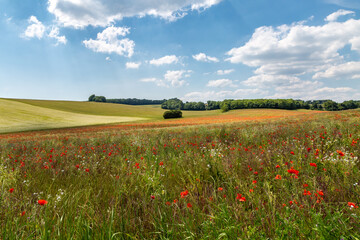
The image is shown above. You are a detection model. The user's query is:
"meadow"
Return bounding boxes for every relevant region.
[0,103,359,239]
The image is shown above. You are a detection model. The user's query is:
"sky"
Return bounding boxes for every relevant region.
[0,0,360,102]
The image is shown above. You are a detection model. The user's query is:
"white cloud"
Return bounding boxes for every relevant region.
[269,86,356,102]
[106,56,111,61]
[183,89,267,102]
[126,62,141,69]
[243,74,303,88]
[207,79,237,88]
[325,9,355,22]
[48,26,67,45]
[24,16,46,39]
[149,55,179,66]
[192,52,219,62]
[140,70,191,87]
[313,61,360,79]
[349,36,360,51]
[226,16,360,76]
[217,69,234,75]
[83,26,134,57]
[47,0,223,28]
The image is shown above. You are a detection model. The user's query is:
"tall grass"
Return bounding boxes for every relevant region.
[1,110,359,239]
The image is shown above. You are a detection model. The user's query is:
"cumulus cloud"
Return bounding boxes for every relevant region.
[47,0,223,28]
[83,26,134,57]
[325,9,355,22]
[226,16,360,76]
[217,69,234,75]
[149,55,179,66]
[126,62,141,69]
[23,16,67,45]
[24,16,46,39]
[48,26,67,45]
[183,89,267,102]
[207,79,237,88]
[192,52,219,62]
[140,70,191,87]
[313,61,360,79]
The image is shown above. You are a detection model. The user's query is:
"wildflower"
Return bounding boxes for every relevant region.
[151,195,155,199]
[290,151,295,155]
[249,189,254,193]
[348,202,358,209]
[307,148,311,152]
[287,167,299,176]
[21,211,25,216]
[180,190,189,198]
[165,201,171,206]
[337,150,345,157]
[275,165,280,168]
[187,203,192,208]
[310,163,317,167]
[236,193,246,202]
[275,175,282,180]
[252,180,257,184]
[218,187,223,191]
[38,199,48,205]
[317,190,324,196]
[9,188,14,193]
[303,184,308,188]
[85,168,89,172]
[159,161,164,166]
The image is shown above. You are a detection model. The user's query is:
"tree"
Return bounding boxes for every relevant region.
[324,100,338,111]
[88,94,96,101]
[94,96,106,102]
[163,110,182,119]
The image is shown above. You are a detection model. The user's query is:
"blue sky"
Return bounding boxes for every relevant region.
[0,0,359,102]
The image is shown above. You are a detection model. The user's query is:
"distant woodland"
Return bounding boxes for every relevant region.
[88,95,360,112]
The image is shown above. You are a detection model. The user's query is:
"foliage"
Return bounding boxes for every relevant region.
[106,98,166,105]
[161,98,184,110]
[163,110,183,119]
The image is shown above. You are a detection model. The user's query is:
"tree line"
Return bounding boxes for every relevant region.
[88,94,166,105]
[88,95,360,112]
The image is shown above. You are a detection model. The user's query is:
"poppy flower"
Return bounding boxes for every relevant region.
[236,193,246,202]
[310,163,317,167]
[38,199,48,205]
[337,150,345,157]
[21,211,25,216]
[85,168,89,172]
[275,175,282,180]
[287,168,299,176]
[187,203,192,208]
[159,161,164,166]
[290,151,295,155]
[9,188,14,193]
[348,202,358,208]
[180,190,189,198]
[218,187,223,191]
[275,165,280,168]
[151,195,155,199]
[317,190,324,196]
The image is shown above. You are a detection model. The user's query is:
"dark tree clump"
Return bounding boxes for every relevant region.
[163,110,183,119]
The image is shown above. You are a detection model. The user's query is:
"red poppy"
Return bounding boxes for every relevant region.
[9,188,14,193]
[187,203,192,208]
[287,168,299,176]
[275,175,282,180]
[38,199,48,205]
[275,165,280,168]
[290,151,295,155]
[337,150,345,157]
[151,195,155,199]
[303,184,308,188]
[165,201,171,206]
[218,187,223,191]
[317,190,324,196]
[310,163,317,167]
[348,202,358,208]
[180,190,189,198]
[159,161,164,166]
[85,168,89,172]
[21,211,25,216]
[236,193,246,202]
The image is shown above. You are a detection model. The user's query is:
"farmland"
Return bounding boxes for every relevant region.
[1,103,359,239]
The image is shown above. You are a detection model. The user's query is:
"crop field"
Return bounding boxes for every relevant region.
[1,107,359,239]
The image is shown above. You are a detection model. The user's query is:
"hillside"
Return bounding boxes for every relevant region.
[0,99,146,133]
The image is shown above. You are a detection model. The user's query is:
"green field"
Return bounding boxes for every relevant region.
[0,99,147,133]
